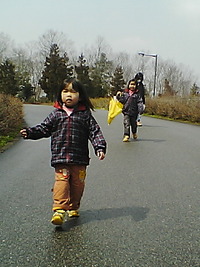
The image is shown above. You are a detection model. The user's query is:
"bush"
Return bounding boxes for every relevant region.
[91,97,110,110]
[146,96,200,123]
[92,96,200,124]
[0,94,23,136]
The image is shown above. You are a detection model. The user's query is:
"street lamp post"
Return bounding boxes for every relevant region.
[138,52,158,97]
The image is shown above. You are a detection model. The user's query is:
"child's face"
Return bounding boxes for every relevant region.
[129,81,136,91]
[61,83,80,107]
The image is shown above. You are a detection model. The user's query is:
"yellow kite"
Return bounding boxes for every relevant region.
[107,97,123,125]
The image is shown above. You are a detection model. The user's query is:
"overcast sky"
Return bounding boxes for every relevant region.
[0,0,200,83]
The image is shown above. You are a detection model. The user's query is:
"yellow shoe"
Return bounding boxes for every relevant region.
[67,210,80,218]
[133,133,138,139]
[137,121,142,126]
[51,209,66,225]
[123,136,130,142]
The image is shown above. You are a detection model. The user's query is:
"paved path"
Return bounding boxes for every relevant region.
[0,104,200,266]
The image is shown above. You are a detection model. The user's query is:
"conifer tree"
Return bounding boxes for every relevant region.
[110,65,126,96]
[14,60,34,101]
[0,59,18,96]
[18,83,34,101]
[75,54,93,97]
[90,52,113,97]
[39,44,73,101]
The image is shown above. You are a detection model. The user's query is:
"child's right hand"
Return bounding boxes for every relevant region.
[116,91,122,97]
[20,129,28,139]
[97,151,105,160]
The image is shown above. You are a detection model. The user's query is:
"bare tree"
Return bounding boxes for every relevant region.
[111,52,133,83]
[82,36,112,67]
[24,41,45,100]
[30,30,76,99]
[37,29,76,59]
[0,32,14,61]
[135,54,196,97]
[159,59,193,96]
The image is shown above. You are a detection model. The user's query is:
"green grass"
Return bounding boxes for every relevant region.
[143,113,200,126]
[0,129,22,150]
[0,136,12,147]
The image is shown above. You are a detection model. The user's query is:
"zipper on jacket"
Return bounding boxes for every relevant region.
[66,116,72,161]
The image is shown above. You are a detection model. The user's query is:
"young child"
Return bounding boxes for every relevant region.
[20,78,107,225]
[116,78,144,142]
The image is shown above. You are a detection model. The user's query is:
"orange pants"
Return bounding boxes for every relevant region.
[52,165,86,211]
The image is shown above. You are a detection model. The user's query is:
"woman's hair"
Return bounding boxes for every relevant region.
[135,72,144,82]
[57,78,94,110]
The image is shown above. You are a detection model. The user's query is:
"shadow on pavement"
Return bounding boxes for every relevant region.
[142,124,167,128]
[138,138,166,143]
[55,206,150,232]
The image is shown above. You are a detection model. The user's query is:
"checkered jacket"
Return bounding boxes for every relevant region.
[117,90,144,116]
[25,104,107,167]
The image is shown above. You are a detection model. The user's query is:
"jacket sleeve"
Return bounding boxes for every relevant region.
[138,84,146,104]
[116,93,129,104]
[25,112,55,140]
[88,114,107,155]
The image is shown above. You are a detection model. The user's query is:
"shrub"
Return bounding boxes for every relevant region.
[146,96,200,123]
[0,94,23,136]
[91,97,110,110]
[91,96,200,124]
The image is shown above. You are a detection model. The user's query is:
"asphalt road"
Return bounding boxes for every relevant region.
[0,104,200,267]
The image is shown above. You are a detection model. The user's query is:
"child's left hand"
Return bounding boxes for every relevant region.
[20,129,28,138]
[97,151,105,160]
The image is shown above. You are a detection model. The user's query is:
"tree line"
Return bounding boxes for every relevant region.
[0,30,199,102]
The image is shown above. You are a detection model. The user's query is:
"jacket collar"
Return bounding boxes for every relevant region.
[54,101,87,111]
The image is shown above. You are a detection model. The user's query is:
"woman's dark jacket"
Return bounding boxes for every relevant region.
[137,83,145,104]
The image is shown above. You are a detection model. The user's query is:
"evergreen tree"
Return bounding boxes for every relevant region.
[75,54,94,97]
[39,44,73,101]
[18,83,34,102]
[90,68,103,98]
[110,65,126,96]
[0,59,18,96]
[90,52,113,97]
[14,60,34,102]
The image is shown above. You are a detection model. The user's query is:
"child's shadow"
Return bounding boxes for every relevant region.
[55,206,150,232]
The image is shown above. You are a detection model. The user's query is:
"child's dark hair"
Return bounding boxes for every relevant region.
[57,78,94,110]
[127,78,137,88]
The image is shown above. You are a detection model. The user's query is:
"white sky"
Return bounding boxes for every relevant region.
[0,0,200,83]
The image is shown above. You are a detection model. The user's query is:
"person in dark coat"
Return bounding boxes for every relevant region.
[135,72,145,126]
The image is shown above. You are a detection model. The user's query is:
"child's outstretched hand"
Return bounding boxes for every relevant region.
[20,129,28,139]
[116,91,122,97]
[97,151,105,160]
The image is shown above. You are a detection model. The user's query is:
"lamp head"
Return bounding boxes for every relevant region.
[138,52,145,56]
